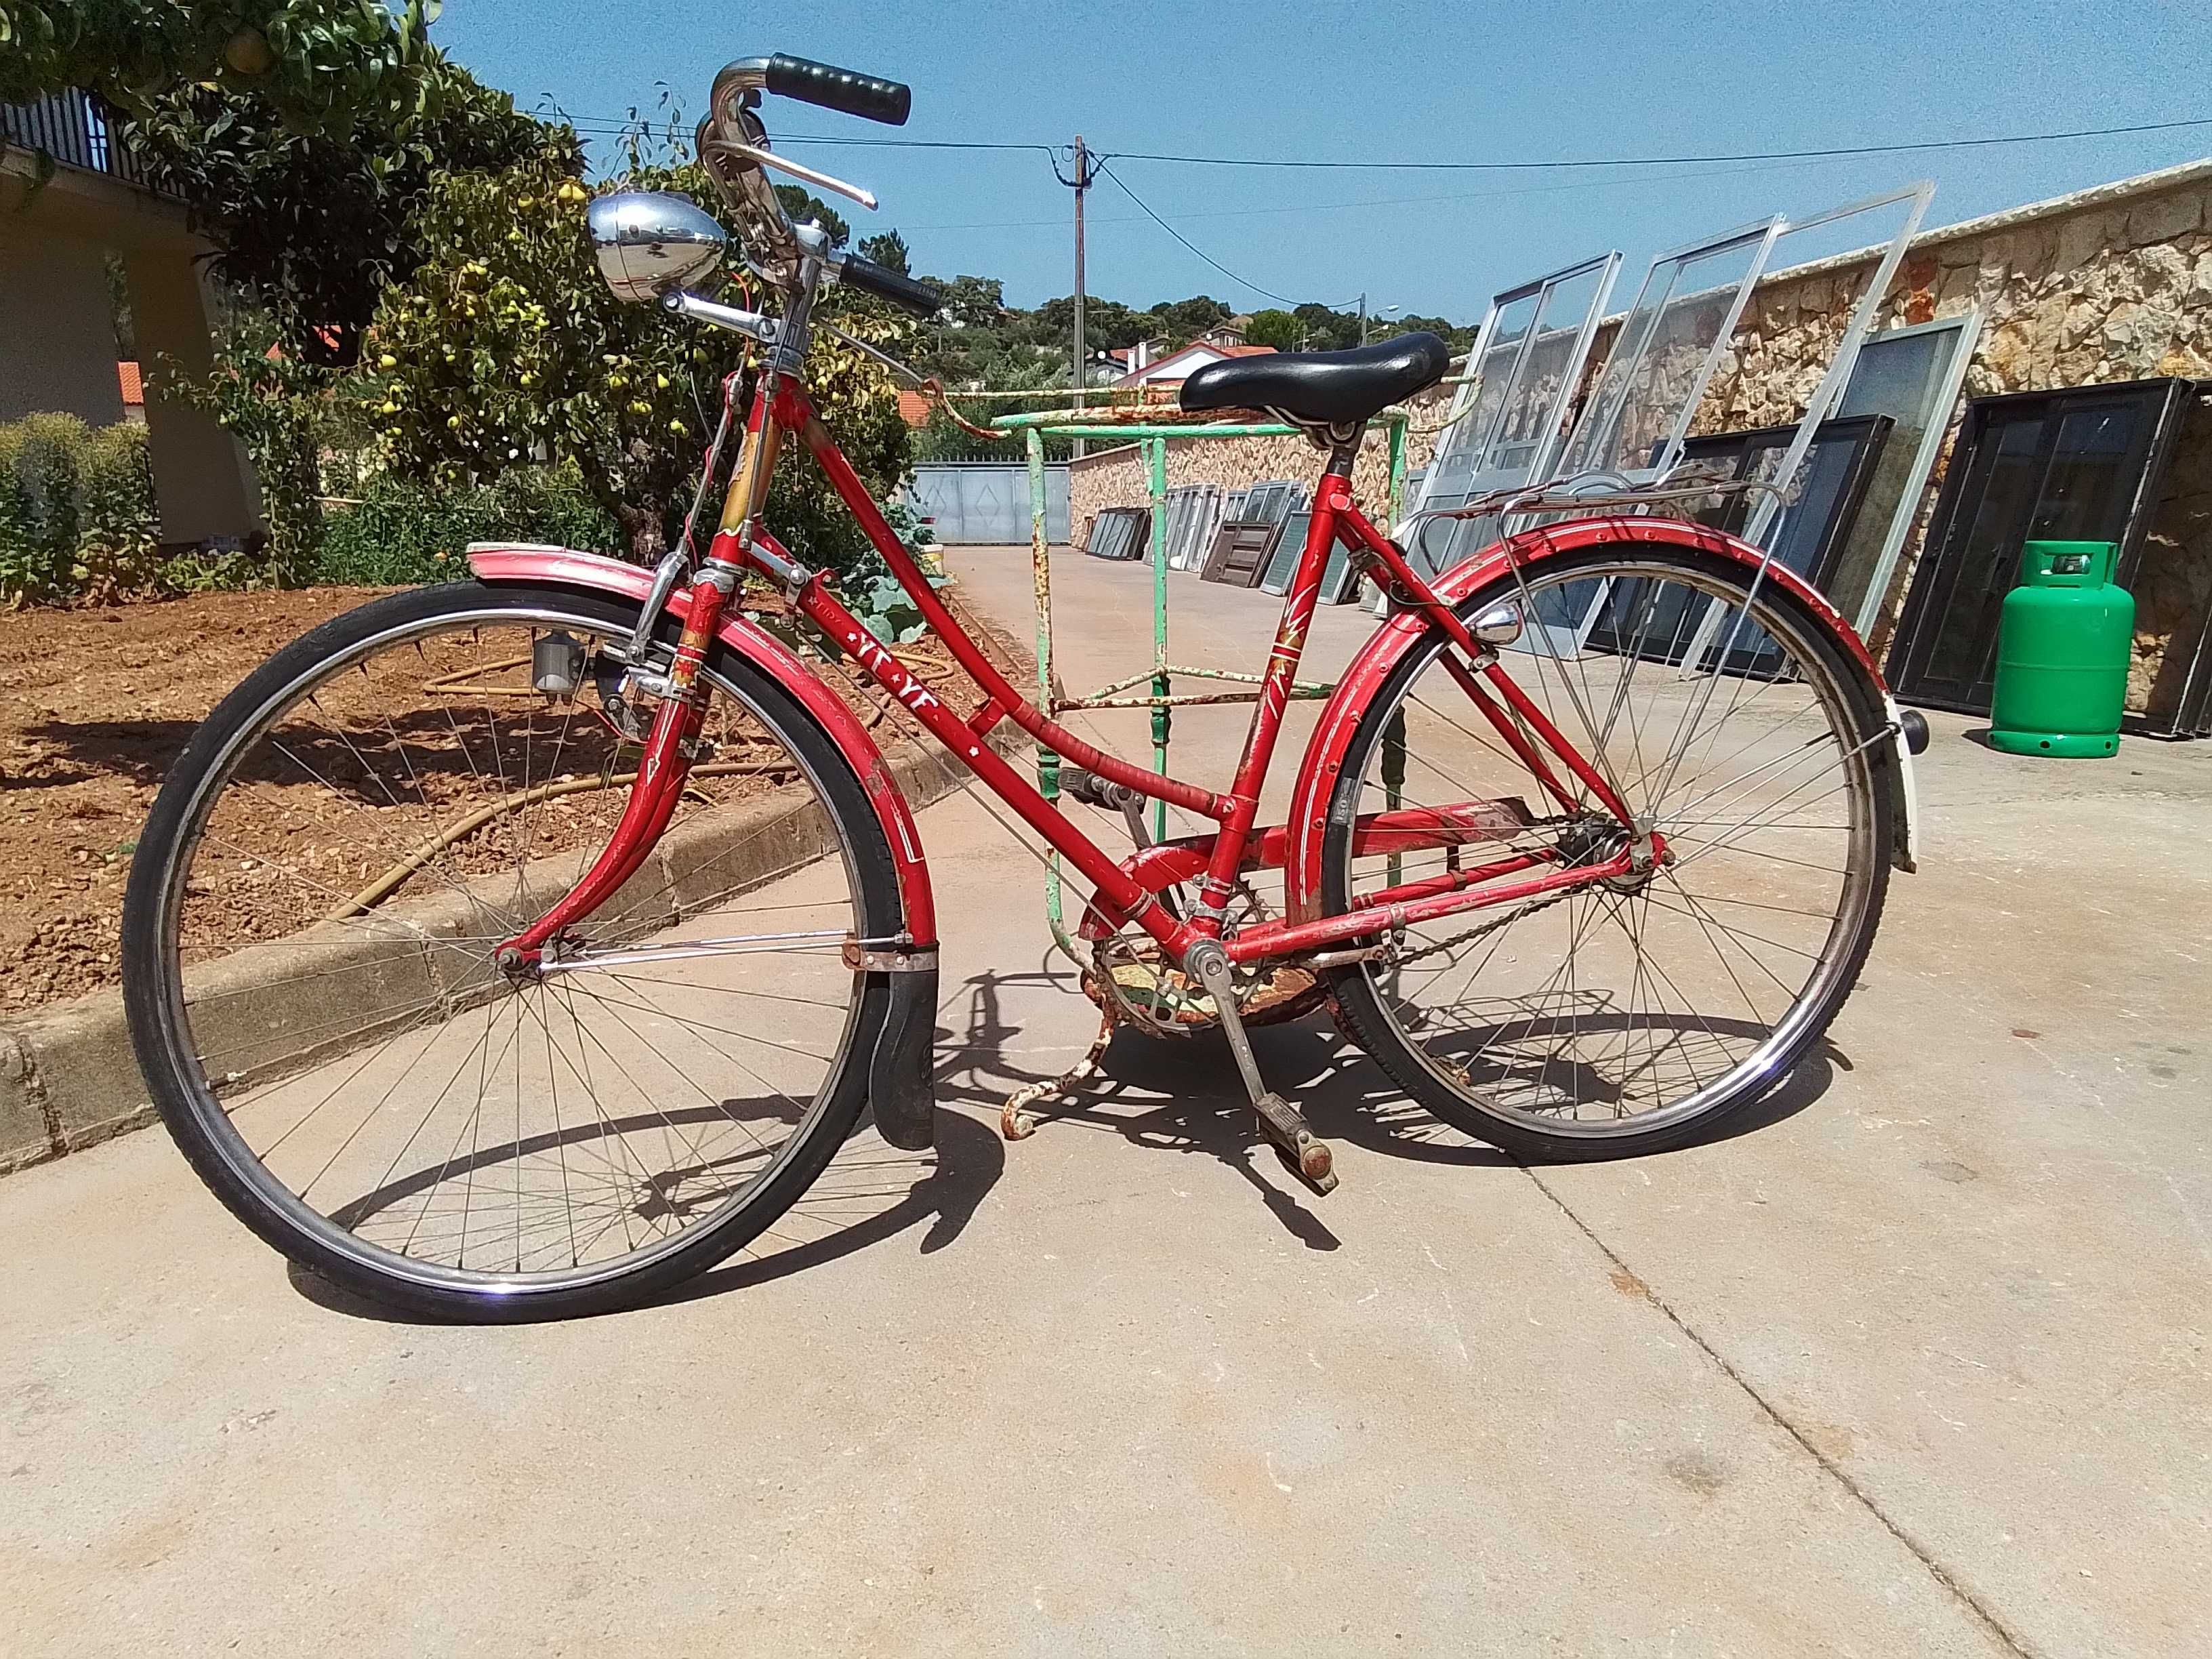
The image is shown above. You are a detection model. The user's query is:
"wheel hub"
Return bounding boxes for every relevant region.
[1554,813,1656,893]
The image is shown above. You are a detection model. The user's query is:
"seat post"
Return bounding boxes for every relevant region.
[1185,426,1362,939]
[1324,423,1366,479]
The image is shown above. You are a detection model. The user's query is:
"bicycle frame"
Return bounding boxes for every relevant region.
[493,371,1655,972]
[125,49,1937,1313]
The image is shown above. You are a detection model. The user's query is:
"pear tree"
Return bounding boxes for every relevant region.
[363,148,913,576]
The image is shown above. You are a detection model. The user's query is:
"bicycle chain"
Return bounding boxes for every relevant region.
[1385,878,1589,969]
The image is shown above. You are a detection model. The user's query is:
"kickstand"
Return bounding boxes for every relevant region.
[1001,1002,1118,1141]
[1185,941,1339,1196]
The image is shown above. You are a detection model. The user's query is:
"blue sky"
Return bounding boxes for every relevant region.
[437,0,2212,321]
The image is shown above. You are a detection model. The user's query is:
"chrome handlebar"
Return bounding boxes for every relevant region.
[659,289,779,344]
[696,56,894,293]
[697,59,804,287]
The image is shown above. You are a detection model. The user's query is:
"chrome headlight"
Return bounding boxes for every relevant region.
[586,191,728,304]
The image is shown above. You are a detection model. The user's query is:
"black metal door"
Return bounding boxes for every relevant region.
[1887,379,2190,715]
[1586,413,1893,672]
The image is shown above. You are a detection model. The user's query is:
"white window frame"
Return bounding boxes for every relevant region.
[1504,216,1786,656]
[1383,251,1622,614]
[1679,181,1936,670]
[1833,308,1984,636]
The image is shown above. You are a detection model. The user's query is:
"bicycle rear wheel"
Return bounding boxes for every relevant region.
[123,583,901,1319]
[1323,545,1896,1159]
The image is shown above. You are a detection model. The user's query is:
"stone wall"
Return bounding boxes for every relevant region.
[1066,383,1452,546]
[2135,388,2212,716]
[1650,159,2212,723]
[1063,161,2212,729]
[1697,167,2212,424]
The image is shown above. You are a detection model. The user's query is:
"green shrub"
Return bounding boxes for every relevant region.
[316,464,620,586]
[0,414,161,605]
[154,322,329,588]
[73,422,163,597]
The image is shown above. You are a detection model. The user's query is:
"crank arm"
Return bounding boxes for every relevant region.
[1185,940,1338,1196]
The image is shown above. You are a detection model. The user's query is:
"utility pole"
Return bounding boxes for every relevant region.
[1357,291,1368,346]
[1071,134,1091,458]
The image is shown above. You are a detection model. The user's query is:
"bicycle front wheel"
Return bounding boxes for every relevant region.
[123,582,901,1319]
[1324,545,1896,1160]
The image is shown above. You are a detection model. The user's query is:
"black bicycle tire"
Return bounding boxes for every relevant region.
[122,581,903,1321]
[1322,546,1897,1161]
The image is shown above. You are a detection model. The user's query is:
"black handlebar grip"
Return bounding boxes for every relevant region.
[839,255,940,319]
[764,55,912,125]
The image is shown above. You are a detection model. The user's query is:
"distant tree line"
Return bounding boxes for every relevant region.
[836,237,1479,402]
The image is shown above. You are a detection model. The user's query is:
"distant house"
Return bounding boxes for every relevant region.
[117,359,144,426]
[1111,339,1275,390]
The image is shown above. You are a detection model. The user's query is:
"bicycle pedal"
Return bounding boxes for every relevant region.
[1252,1092,1338,1196]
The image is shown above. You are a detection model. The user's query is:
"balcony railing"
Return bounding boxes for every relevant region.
[1,89,173,197]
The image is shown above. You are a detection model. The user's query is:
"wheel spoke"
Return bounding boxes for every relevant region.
[136,594,880,1304]
[1334,555,1879,1141]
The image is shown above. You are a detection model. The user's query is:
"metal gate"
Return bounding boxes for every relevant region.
[909,464,1070,544]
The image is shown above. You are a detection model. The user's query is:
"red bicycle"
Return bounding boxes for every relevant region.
[123,55,1921,1319]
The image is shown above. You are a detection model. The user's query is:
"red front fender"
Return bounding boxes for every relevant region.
[466,544,937,946]
[1280,516,1885,922]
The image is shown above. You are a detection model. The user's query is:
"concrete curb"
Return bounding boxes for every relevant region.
[0,613,1036,1181]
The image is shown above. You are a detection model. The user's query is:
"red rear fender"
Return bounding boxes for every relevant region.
[1282,516,1888,921]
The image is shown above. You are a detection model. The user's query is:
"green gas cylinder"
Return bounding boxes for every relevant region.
[1988,539,2133,758]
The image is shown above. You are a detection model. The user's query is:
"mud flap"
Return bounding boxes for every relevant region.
[1881,692,1922,874]
[868,966,938,1150]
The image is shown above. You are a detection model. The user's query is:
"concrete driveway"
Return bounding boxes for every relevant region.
[4,544,2207,1656]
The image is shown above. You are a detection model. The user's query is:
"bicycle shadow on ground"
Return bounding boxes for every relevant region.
[287,956,1840,1319]
[929,959,1843,1253]
[285,1101,1008,1324]
[285,968,1058,1324]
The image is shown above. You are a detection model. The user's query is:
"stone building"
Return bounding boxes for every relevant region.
[1069,156,2212,735]
[1682,157,2212,731]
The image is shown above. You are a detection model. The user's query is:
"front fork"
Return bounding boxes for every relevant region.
[495,565,731,968]
[496,371,779,970]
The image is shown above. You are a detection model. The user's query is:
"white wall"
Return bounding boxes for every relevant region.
[0,229,125,424]
[1122,345,1229,386]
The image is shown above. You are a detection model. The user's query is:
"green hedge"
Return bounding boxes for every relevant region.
[0,414,161,604]
[315,464,619,586]
[0,416,621,604]
[1,413,920,612]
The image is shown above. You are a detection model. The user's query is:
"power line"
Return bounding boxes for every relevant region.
[1092,160,1319,308]
[550,104,2212,305]
[897,149,1897,233]
[1082,115,2212,171]
[553,112,2212,171]
[760,134,1059,156]
[558,119,1053,157]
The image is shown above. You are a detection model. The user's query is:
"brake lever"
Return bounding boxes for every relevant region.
[712,138,879,211]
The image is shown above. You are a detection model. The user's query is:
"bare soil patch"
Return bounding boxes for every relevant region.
[0,583,1011,1016]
